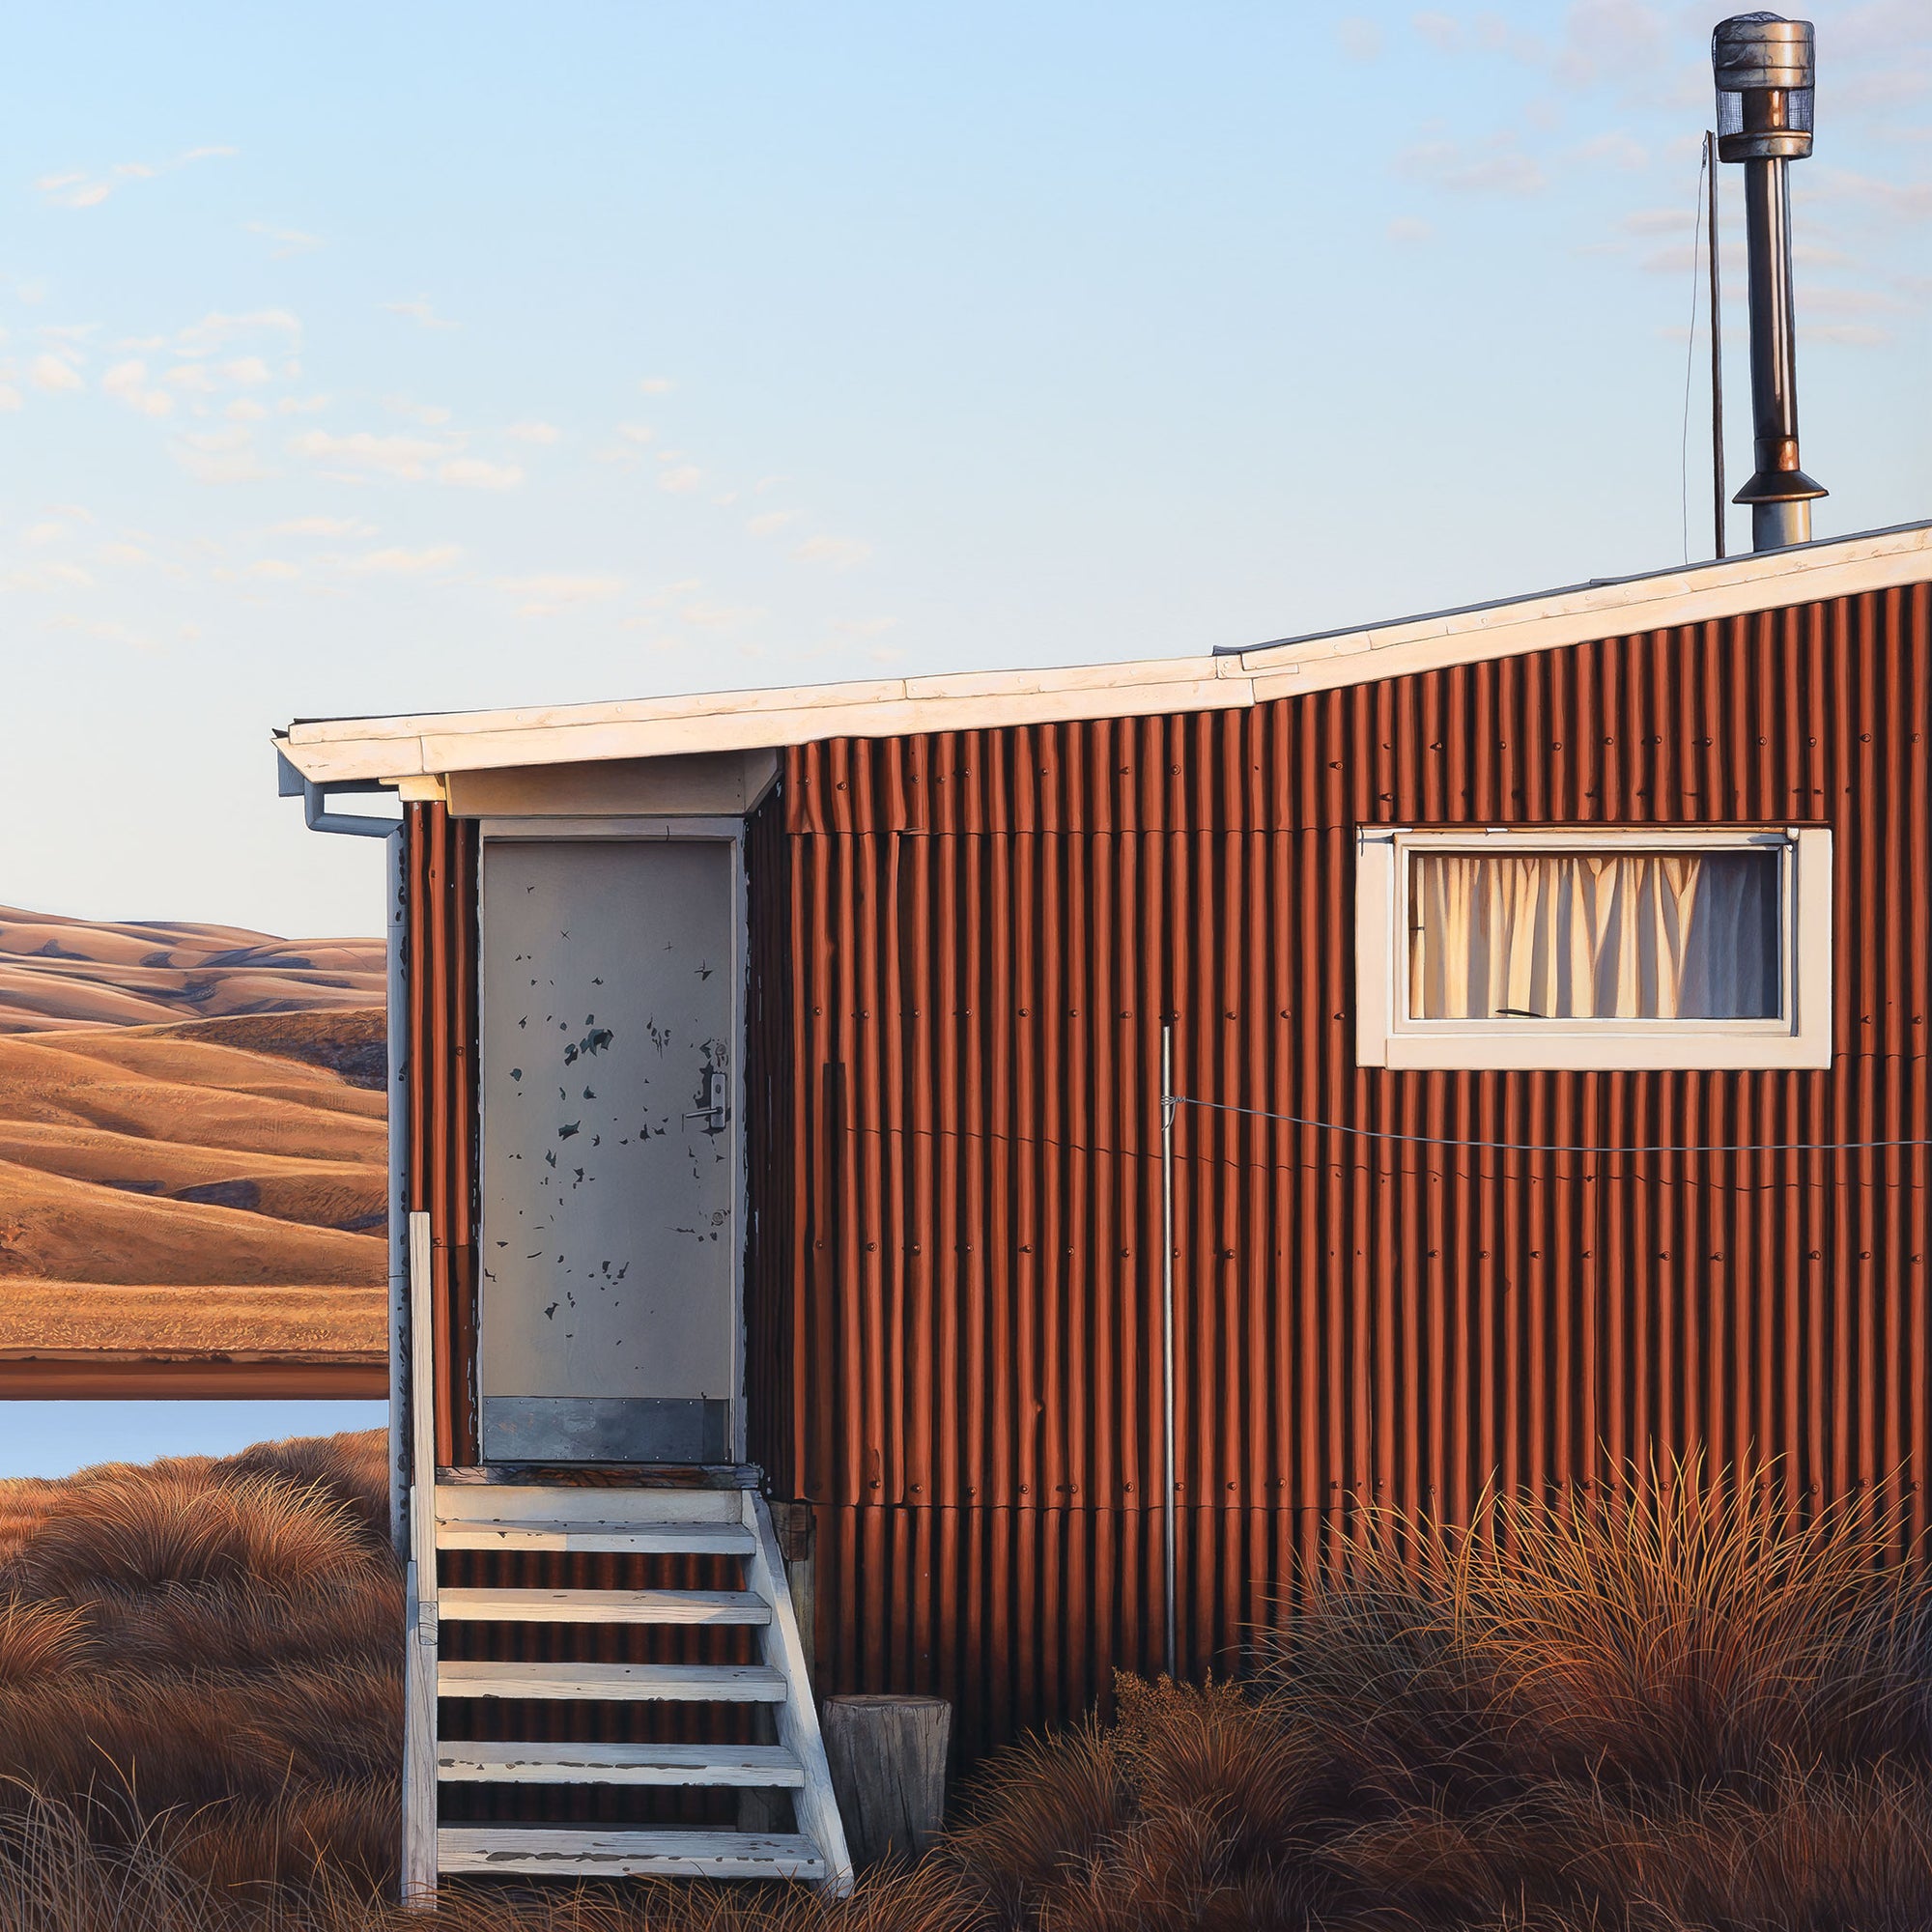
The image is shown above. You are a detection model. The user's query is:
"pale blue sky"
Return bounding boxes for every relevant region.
[4,2,1928,938]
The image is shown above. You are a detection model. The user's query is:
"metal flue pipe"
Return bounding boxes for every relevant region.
[1713,13,1827,552]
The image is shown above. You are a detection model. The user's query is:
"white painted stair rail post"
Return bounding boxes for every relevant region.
[401,1211,439,1909]
[743,1492,854,1893]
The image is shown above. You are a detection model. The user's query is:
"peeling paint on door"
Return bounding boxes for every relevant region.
[478,838,737,1462]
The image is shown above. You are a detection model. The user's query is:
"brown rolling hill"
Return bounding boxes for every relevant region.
[0,905,384,1034]
[0,912,387,1371]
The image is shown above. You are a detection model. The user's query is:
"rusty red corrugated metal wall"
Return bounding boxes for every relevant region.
[407,800,480,1468]
[747,581,1932,1761]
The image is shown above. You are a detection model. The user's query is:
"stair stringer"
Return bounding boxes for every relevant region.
[742,1492,853,1894]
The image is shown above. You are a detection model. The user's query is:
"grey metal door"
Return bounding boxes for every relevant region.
[478,837,739,1463]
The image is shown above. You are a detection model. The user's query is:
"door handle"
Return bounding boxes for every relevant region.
[683,1065,729,1136]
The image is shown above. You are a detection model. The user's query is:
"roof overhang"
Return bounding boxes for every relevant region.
[277,519,1932,787]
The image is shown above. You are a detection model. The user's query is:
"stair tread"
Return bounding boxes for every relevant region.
[438,1660,787,1701]
[438,1586,770,1625]
[438,1827,824,1879]
[438,1740,804,1786]
[436,1519,754,1553]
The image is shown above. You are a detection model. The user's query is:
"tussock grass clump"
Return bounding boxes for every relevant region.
[946,1463,1932,1931]
[2,1438,1931,1929]
[0,1429,400,1892]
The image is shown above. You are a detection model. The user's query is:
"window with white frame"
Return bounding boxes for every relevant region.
[1355,826,1833,1070]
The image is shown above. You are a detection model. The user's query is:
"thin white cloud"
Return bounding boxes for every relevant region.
[639,376,675,394]
[289,429,443,481]
[102,358,174,417]
[0,386,21,413]
[387,397,453,426]
[1572,131,1648,172]
[1398,131,1547,195]
[273,516,374,538]
[1619,207,1692,237]
[384,298,460,330]
[1816,168,1932,227]
[681,600,764,630]
[245,221,323,260]
[35,145,236,211]
[173,425,267,485]
[277,393,330,415]
[0,560,93,593]
[618,422,655,444]
[494,572,627,616]
[747,509,798,536]
[175,309,301,356]
[30,355,83,394]
[439,457,524,491]
[1337,16,1382,60]
[657,464,704,495]
[1386,216,1435,245]
[227,397,269,421]
[1411,11,1460,52]
[793,534,873,571]
[508,420,561,444]
[222,356,273,386]
[345,544,462,576]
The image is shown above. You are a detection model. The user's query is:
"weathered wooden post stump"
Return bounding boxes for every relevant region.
[820,1694,952,1866]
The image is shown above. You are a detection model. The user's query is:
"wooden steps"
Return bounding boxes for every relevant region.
[401,1214,851,1898]
[438,1741,806,1787]
[438,1586,771,1625]
[438,1827,826,1880]
[439,1660,788,1702]
[434,1518,755,1555]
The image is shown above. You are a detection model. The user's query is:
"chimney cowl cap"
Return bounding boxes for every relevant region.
[1714,14,1816,161]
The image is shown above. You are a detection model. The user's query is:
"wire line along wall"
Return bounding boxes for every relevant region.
[748,580,1932,1760]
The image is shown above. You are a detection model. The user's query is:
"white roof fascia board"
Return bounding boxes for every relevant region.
[283,665,1246,784]
[397,678,1250,783]
[277,521,1932,787]
[1240,520,1932,691]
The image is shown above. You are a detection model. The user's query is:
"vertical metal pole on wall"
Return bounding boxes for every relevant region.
[1707,128,1726,560]
[1160,1023,1178,1681]
[401,1210,439,1909]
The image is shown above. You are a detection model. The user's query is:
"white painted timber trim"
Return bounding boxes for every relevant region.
[745,1490,855,1894]
[433,1519,756,1554]
[434,1483,742,1523]
[277,523,1932,787]
[1355,824,1834,1071]
[437,1828,826,1880]
[400,1210,438,1911]
[437,1661,787,1701]
[437,1741,805,1786]
[436,1586,771,1624]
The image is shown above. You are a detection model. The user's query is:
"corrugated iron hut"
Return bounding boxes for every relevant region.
[274,25,1920,1888]
[276,520,1932,1889]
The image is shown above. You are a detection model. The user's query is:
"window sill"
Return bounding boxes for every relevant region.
[1365,1029,1833,1072]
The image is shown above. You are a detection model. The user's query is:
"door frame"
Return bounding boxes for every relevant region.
[475,814,749,1466]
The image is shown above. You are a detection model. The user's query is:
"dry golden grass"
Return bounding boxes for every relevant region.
[0,1284,384,1354]
[0,1430,400,1895]
[3,1441,1931,1929]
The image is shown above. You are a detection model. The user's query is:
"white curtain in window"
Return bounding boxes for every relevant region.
[1408,850,1780,1021]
